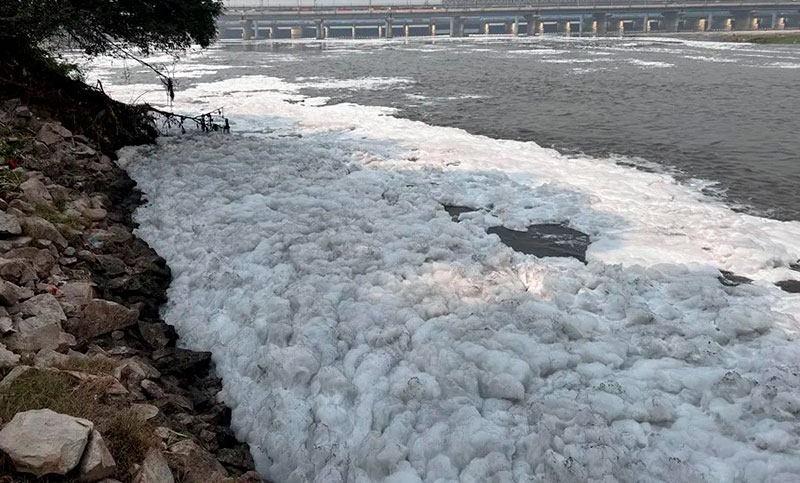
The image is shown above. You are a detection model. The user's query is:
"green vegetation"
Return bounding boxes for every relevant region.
[34,204,85,231]
[54,356,118,376]
[1,1,223,57]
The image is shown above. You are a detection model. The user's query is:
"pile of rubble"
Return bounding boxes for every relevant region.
[0,99,263,482]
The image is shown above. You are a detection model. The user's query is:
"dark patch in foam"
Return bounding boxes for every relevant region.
[776,280,800,294]
[718,270,753,287]
[443,205,590,263]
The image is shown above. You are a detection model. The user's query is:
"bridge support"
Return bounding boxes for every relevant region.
[662,11,681,32]
[732,10,753,31]
[688,17,704,31]
[385,18,393,38]
[451,16,465,37]
[481,21,489,35]
[525,15,540,35]
[315,20,325,40]
[430,20,436,36]
[710,15,732,31]
[352,26,356,39]
[772,14,785,30]
[593,13,609,36]
[404,24,410,37]
[290,26,303,39]
[241,20,254,40]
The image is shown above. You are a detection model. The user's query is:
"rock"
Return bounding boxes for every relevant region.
[166,439,228,483]
[59,281,96,316]
[36,122,73,146]
[0,211,22,236]
[141,379,166,399]
[0,279,22,305]
[0,365,33,390]
[0,257,37,284]
[70,299,139,340]
[131,403,160,421]
[20,178,54,206]
[4,247,56,277]
[114,357,161,386]
[4,314,75,352]
[138,321,170,349]
[216,446,256,471]
[95,255,127,276]
[33,348,72,368]
[0,341,20,367]
[77,430,116,482]
[19,217,68,248]
[151,348,211,375]
[8,199,34,214]
[0,236,33,252]
[18,293,66,323]
[0,315,14,334]
[0,409,92,476]
[133,448,174,483]
[83,208,108,222]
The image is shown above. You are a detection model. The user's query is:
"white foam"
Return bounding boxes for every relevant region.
[104,48,800,483]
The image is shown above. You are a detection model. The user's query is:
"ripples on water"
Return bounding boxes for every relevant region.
[102,36,800,220]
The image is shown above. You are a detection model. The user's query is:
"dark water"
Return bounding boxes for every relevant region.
[145,37,800,220]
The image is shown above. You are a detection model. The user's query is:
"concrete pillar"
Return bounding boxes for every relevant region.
[290,26,303,39]
[732,10,753,31]
[242,20,254,40]
[774,15,785,30]
[482,21,490,35]
[352,26,356,39]
[378,25,383,38]
[385,18,393,38]
[594,13,609,36]
[315,20,325,40]
[269,24,276,40]
[689,17,704,31]
[504,20,513,35]
[404,24,410,37]
[451,16,465,37]
[525,15,540,35]
[711,15,731,31]
[430,21,436,36]
[662,11,681,32]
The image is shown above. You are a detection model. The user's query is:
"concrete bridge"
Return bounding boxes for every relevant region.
[219,0,800,39]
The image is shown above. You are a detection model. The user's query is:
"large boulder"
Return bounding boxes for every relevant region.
[19,217,68,248]
[20,178,54,207]
[3,247,57,277]
[69,299,139,340]
[133,448,174,483]
[36,122,73,147]
[3,314,76,352]
[77,430,116,482]
[0,280,22,306]
[0,258,37,284]
[0,409,93,476]
[58,282,96,317]
[17,293,66,323]
[0,211,22,236]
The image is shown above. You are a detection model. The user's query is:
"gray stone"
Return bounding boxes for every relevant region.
[0,409,92,476]
[70,299,139,340]
[3,247,56,277]
[141,379,166,399]
[33,348,72,368]
[0,211,22,236]
[36,122,73,146]
[58,281,95,317]
[8,199,34,214]
[0,279,22,305]
[0,364,32,390]
[0,257,37,284]
[4,315,75,352]
[138,321,170,349]
[0,341,20,367]
[19,217,68,248]
[131,403,160,421]
[0,316,14,334]
[77,430,116,482]
[18,293,66,322]
[0,236,33,252]
[133,448,174,483]
[20,178,54,206]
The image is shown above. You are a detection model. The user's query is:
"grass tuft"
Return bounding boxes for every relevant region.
[100,409,159,477]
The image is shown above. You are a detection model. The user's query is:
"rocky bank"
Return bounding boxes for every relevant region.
[0,96,262,482]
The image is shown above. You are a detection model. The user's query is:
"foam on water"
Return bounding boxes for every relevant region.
[100,47,800,483]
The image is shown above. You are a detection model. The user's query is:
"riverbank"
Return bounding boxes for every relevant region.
[0,57,262,482]
[628,29,800,43]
